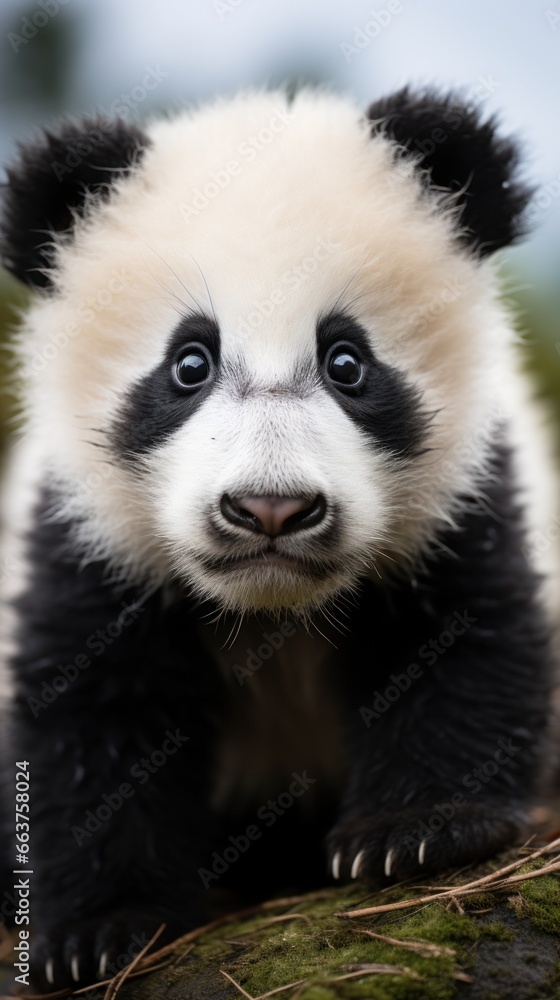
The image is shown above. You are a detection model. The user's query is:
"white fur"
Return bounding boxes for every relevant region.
[0,435,48,701]
[3,89,558,619]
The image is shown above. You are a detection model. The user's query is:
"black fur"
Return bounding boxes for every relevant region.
[328,438,552,878]
[317,311,429,457]
[367,87,532,257]
[8,487,222,990]
[6,436,552,990]
[110,312,220,459]
[1,116,150,288]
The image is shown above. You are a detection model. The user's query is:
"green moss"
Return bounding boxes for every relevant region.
[477,922,515,941]
[379,905,482,945]
[298,989,339,1000]
[182,884,504,1000]
[113,858,560,999]
[516,868,560,936]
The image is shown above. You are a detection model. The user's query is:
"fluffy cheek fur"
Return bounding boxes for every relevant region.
[141,388,395,613]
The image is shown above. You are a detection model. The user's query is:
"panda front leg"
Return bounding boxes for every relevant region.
[328,669,544,884]
[328,466,552,883]
[20,707,212,993]
[9,498,218,990]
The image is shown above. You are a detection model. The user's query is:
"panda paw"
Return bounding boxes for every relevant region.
[31,906,187,991]
[327,803,527,883]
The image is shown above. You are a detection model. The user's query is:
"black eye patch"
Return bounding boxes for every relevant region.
[316,312,429,458]
[110,313,220,461]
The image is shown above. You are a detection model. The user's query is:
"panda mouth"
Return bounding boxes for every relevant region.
[200,550,335,579]
[224,554,308,572]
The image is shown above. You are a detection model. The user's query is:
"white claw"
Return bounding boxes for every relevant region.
[71,954,80,983]
[45,959,55,986]
[98,950,109,979]
[332,850,341,880]
[350,849,366,880]
[384,847,395,877]
[418,839,427,865]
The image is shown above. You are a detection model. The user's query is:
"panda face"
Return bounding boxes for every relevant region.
[17,91,509,612]
[110,306,422,612]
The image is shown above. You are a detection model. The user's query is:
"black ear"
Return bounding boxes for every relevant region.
[367,87,531,257]
[1,116,150,289]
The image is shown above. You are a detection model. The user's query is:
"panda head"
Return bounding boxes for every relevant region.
[1,89,529,614]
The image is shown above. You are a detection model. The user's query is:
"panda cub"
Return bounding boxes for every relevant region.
[0,87,557,990]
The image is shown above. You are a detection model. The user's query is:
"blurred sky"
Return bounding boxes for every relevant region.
[1,0,559,285]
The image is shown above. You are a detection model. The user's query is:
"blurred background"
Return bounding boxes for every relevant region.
[0,0,559,460]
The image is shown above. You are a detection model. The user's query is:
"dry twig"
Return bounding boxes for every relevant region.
[330,964,421,981]
[351,927,455,958]
[221,969,256,999]
[256,980,307,998]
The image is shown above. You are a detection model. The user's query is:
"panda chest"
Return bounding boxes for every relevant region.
[198,618,346,810]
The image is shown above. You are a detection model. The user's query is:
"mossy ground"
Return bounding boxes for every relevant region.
[90,853,560,1000]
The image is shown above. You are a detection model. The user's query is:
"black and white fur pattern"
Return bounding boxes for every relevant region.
[0,88,558,991]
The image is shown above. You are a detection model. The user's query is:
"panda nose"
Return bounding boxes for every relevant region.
[220,494,326,537]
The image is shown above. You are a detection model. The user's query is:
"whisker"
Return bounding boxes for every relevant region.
[134,235,204,315]
[222,611,246,651]
[310,617,337,647]
[328,248,375,316]
[183,250,218,327]
[320,605,346,638]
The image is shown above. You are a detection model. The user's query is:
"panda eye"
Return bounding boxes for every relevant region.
[174,347,211,388]
[326,346,363,389]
